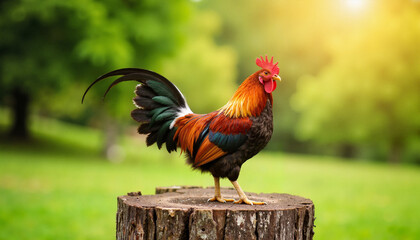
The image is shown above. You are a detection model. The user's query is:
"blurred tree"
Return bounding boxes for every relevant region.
[0,0,192,139]
[293,1,420,162]
[160,11,237,113]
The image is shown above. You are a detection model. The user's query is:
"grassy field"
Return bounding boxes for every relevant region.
[1,117,420,239]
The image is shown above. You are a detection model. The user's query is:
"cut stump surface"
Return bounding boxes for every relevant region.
[117,186,315,240]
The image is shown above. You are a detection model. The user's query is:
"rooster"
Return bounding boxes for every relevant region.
[82,56,281,205]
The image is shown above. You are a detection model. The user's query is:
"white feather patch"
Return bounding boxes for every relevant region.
[169,104,193,129]
[133,84,142,108]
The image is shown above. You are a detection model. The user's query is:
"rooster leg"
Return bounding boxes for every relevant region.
[208,177,235,203]
[230,180,266,205]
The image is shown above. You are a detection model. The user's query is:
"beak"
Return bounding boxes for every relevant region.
[272,74,281,82]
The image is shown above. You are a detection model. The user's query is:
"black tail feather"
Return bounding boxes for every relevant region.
[83,68,187,153]
[165,128,178,152]
[82,68,186,107]
[135,85,156,99]
[133,96,164,110]
[102,73,148,99]
[137,123,160,134]
[82,68,146,103]
[156,120,173,149]
[131,109,150,123]
[146,131,158,146]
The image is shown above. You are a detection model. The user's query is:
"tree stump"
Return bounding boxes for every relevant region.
[117,186,315,240]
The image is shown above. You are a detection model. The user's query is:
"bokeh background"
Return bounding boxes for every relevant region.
[1,0,420,239]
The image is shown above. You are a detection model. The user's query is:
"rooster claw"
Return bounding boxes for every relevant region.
[234,198,266,205]
[208,196,235,203]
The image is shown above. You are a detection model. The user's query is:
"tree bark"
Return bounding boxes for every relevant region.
[339,143,356,159]
[117,186,315,240]
[9,87,30,139]
[388,141,402,164]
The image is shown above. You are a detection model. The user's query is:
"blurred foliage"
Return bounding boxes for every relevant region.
[0,0,191,90]
[292,1,420,162]
[160,11,237,113]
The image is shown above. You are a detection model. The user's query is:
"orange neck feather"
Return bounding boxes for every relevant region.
[220,72,272,118]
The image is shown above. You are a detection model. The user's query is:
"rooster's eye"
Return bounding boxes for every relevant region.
[264,71,269,75]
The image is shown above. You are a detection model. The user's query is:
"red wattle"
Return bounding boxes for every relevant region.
[264,80,277,93]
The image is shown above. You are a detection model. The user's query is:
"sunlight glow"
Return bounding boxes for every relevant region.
[345,0,365,10]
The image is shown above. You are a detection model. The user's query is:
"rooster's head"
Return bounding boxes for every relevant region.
[256,56,281,93]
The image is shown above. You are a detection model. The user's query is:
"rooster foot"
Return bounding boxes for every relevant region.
[234,198,267,205]
[208,196,235,203]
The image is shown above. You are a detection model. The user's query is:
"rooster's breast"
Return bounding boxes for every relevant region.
[201,100,273,181]
[242,99,274,160]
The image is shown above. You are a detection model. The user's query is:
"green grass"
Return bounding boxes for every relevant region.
[0,116,420,239]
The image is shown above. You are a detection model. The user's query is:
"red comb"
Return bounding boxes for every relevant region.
[256,56,279,75]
